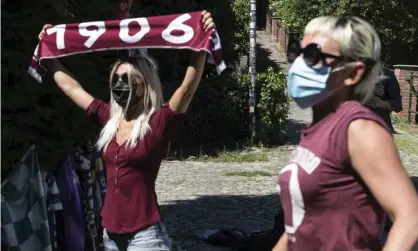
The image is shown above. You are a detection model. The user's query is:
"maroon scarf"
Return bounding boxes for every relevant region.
[28,12,226,83]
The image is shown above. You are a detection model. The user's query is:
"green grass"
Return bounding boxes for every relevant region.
[224,170,273,177]
[392,114,418,136]
[173,179,185,186]
[394,134,418,155]
[187,151,269,163]
[182,145,295,163]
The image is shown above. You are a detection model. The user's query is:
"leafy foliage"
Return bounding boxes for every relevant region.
[231,0,250,58]
[269,0,418,66]
[220,67,290,147]
[257,67,290,145]
[2,0,125,173]
[1,0,251,174]
[167,71,250,158]
[2,0,288,177]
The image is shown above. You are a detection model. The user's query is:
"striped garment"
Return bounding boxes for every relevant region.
[42,172,63,251]
[1,145,52,251]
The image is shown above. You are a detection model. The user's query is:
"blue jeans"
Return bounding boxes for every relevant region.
[103,222,172,251]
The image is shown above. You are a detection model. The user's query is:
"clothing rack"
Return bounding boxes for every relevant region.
[1,143,107,251]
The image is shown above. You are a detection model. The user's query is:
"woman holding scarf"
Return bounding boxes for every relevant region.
[38,10,215,251]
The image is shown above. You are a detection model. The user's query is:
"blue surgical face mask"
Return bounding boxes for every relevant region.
[287,57,345,109]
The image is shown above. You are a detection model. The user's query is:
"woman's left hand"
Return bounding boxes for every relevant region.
[201,10,215,32]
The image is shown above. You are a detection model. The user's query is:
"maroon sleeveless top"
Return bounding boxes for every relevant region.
[277,101,391,251]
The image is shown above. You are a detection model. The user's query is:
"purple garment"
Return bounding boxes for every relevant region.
[56,156,85,251]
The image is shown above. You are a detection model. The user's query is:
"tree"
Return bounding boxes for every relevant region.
[270,0,418,66]
[0,0,252,175]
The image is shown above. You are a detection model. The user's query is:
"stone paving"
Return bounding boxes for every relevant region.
[155,30,418,251]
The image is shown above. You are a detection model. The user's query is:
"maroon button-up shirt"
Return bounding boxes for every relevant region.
[86,99,185,233]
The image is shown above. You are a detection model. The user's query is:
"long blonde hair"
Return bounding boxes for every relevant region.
[96,55,163,151]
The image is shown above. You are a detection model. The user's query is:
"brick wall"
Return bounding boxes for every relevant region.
[272,18,278,42]
[277,21,287,53]
[393,65,418,123]
[266,9,272,34]
[265,11,296,54]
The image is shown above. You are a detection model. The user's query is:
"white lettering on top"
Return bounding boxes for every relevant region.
[289,146,321,174]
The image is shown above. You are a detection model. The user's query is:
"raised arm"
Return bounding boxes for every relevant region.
[272,233,288,251]
[168,10,214,114]
[348,119,418,251]
[39,25,94,111]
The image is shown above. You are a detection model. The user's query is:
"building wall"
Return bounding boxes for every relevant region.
[393,65,418,123]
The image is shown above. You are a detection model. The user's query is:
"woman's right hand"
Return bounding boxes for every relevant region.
[38,24,60,69]
[36,25,94,111]
[38,24,53,41]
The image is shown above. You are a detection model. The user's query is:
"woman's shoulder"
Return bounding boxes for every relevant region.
[150,103,172,119]
[335,100,391,133]
[338,100,371,114]
[150,102,187,127]
[86,99,110,126]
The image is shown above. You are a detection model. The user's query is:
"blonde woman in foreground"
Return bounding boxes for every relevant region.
[39,11,216,251]
[273,16,418,251]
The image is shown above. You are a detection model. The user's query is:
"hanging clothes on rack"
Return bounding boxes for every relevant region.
[1,145,53,251]
[1,143,107,251]
[42,171,63,251]
[92,149,107,249]
[73,141,97,251]
[53,141,107,251]
[56,155,85,251]
[94,151,106,211]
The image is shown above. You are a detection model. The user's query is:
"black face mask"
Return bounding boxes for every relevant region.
[111,73,138,108]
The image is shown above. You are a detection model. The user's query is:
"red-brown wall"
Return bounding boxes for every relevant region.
[394,65,418,123]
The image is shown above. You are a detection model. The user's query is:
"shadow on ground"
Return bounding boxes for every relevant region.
[255,42,281,73]
[159,176,417,250]
[160,194,280,250]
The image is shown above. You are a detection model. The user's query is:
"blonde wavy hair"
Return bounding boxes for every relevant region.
[96,55,163,151]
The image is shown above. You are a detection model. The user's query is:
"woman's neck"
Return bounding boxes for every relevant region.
[311,96,347,125]
[124,101,144,121]
[311,85,357,125]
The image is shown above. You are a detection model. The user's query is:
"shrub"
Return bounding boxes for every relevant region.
[1,0,249,175]
[231,0,250,58]
[2,0,289,176]
[167,69,250,158]
[167,66,290,158]
[257,67,290,145]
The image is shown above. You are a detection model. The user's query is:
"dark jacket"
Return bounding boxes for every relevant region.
[367,68,402,133]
